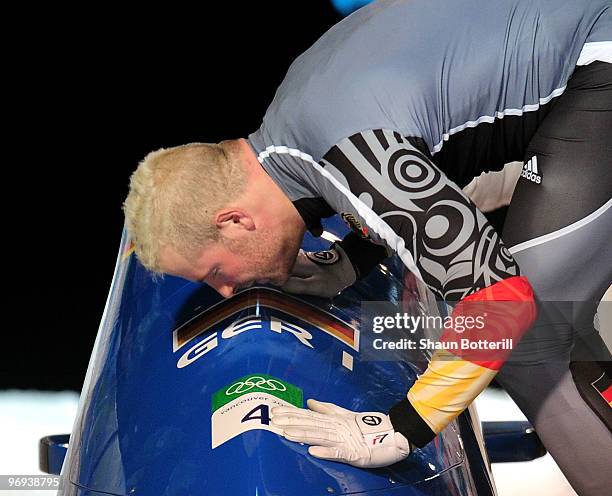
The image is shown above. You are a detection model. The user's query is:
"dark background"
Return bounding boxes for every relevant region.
[5,2,342,391]
[5,2,507,392]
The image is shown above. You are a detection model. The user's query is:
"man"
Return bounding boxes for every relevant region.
[123,0,611,493]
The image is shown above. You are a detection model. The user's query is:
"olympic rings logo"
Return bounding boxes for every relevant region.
[225,376,287,396]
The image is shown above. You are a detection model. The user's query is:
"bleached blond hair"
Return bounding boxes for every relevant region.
[123,141,246,273]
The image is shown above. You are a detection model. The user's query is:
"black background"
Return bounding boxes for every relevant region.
[4,2,342,391]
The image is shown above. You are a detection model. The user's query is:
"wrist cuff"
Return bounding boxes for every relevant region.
[388,398,436,448]
[336,231,388,279]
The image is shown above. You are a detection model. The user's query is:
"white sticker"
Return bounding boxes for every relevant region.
[211,392,293,448]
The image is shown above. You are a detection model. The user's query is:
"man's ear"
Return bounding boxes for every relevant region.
[215,209,256,233]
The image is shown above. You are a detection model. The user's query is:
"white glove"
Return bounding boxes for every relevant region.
[281,245,357,298]
[271,399,411,468]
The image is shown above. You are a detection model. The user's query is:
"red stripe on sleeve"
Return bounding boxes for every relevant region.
[439,276,537,370]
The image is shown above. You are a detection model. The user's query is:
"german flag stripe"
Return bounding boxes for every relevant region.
[436,276,536,371]
[406,352,497,433]
[404,276,536,434]
[173,288,357,351]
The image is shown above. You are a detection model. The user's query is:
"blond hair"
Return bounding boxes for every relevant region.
[123,141,246,273]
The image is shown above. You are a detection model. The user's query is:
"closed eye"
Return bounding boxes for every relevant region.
[198,267,219,284]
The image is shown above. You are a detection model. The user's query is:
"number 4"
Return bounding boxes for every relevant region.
[241,404,271,425]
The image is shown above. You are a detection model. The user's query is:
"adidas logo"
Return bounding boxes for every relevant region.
[522,156,542,184]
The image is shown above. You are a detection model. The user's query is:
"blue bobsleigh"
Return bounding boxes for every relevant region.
[40,216,545,495]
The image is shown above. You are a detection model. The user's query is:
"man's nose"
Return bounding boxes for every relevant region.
[218,285,235,298]
[208,281,235,298]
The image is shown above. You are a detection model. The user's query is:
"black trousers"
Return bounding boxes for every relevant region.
[497,62,612,496]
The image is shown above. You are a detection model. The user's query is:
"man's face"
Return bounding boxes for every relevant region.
[158,227,301,298]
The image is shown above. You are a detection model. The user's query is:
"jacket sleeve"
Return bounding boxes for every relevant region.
[317,130,537,447]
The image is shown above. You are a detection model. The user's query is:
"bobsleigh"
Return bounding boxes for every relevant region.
[40,216,545,495]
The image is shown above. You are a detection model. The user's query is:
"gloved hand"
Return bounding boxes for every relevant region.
[271,399,411,468]
[281,244,357,298]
